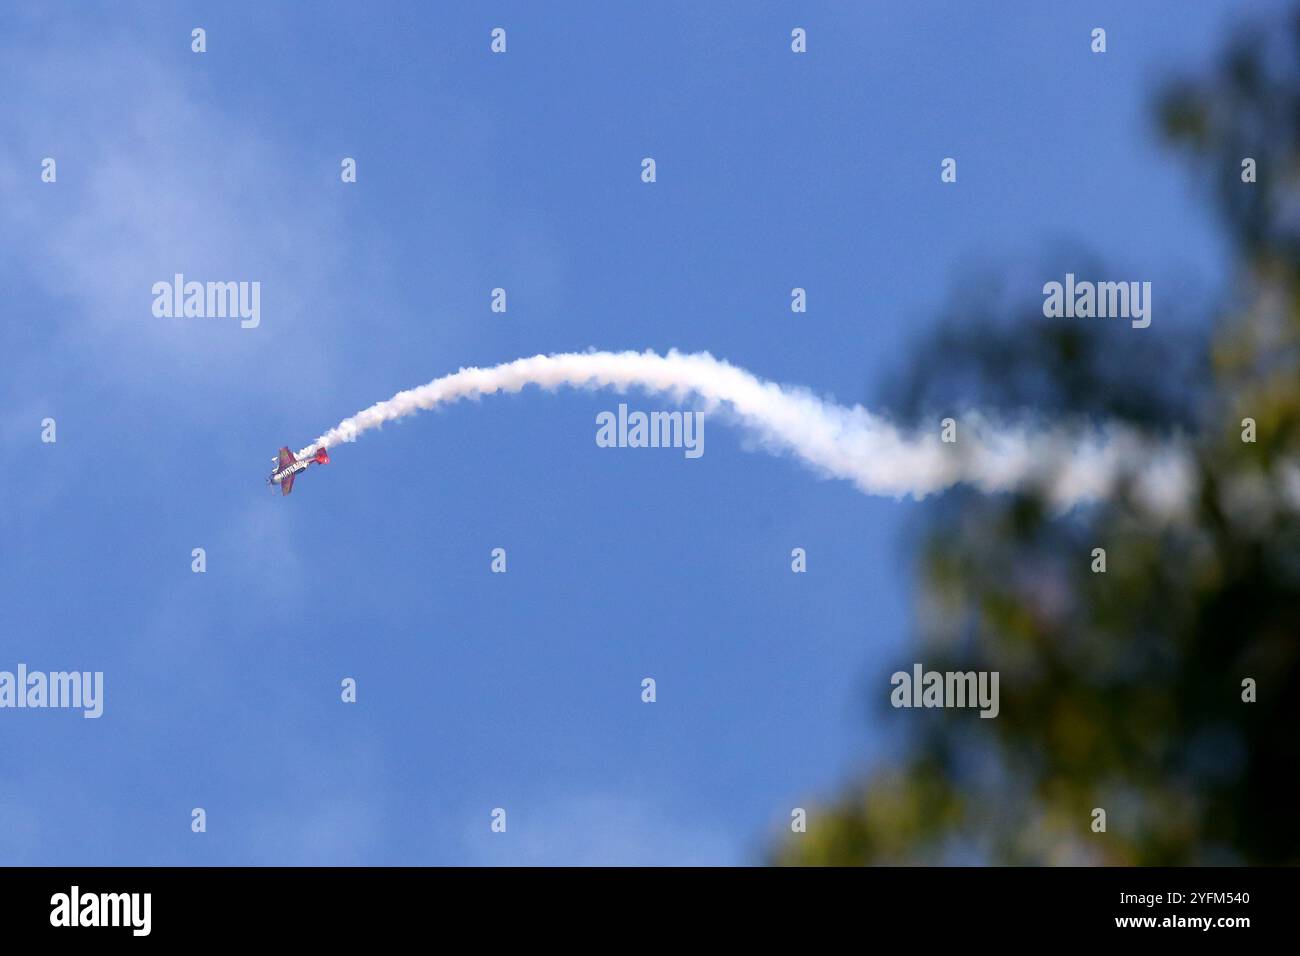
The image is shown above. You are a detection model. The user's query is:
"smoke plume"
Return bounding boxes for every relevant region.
[297,349,1192,513]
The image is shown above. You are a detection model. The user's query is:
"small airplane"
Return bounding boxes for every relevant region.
[267,445,329,495]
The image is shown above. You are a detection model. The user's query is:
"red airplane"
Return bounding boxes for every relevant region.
[267,446,329,495]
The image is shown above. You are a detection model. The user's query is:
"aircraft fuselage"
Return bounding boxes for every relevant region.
[270,459,309,484]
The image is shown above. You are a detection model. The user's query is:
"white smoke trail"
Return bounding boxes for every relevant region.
[297,349,1193,513]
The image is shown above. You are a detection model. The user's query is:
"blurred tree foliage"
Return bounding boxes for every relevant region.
[774,12,1300,865]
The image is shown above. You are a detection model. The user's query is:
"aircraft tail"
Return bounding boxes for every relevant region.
[313,447,330,465]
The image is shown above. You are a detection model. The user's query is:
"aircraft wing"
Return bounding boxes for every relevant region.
[281,472,295,496]
[278,446,296,470]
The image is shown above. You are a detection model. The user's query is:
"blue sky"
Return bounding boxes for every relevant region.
[0,1,1252,864]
